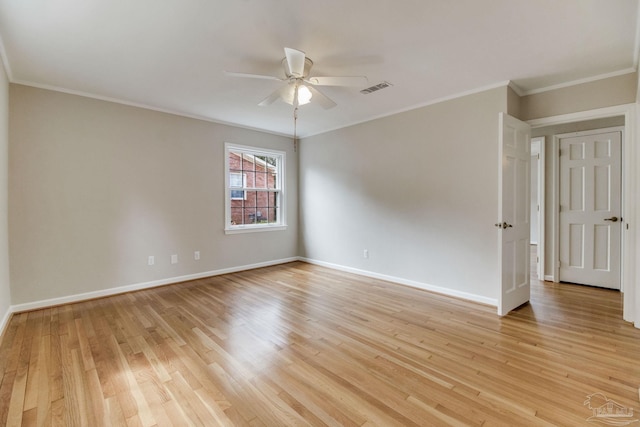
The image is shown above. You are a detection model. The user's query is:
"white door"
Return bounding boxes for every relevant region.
[559,130,621,289]
[498,113,531,316]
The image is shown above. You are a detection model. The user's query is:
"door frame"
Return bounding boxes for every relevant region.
[554,126,623,288]
[527,103,636,324]
[531,137,545,280]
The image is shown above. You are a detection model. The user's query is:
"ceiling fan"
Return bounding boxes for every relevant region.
[226,47,368,109]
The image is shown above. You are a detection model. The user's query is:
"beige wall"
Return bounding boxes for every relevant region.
[520,72,637,120]
[9,85,298,305]
[507,85,522,119]
[0,60,10,327]
[299,86,507,303]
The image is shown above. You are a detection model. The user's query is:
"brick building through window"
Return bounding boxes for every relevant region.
[228,151,278,226]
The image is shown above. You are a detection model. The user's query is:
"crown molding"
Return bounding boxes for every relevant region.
[519,68,637,96]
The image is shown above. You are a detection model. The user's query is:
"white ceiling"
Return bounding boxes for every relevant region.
[0,0,638,137]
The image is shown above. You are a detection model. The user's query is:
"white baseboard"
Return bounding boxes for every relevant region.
[0,305,12,339]
[9,257,299,314]
[299,257,497,307]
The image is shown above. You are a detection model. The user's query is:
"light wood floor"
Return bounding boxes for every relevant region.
[1,260,639,426]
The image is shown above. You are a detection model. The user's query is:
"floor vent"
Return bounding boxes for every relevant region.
[360,81,393,94]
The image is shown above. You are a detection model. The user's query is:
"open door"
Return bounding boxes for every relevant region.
[498,113,531,316]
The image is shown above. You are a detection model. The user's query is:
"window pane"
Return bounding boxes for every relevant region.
[242,155,255,171]
[265,156,277,167]
[230,207,244,225]
[255,171,268,189]
[268,157,278,190]
[267,191,279,223]
[229,152,243,174]
[256,190,268,208]
[245,190,257,206]
[246,171,256,188]
[245,207,257,224]
[266,208,277,223]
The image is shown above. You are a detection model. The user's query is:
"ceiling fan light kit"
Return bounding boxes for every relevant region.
[295,85,313,105]
[277,82,313,107]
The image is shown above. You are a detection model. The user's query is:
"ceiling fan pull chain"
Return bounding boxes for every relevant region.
[293,107,298,152]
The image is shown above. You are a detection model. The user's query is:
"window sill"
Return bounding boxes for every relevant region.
[225,224,287,235]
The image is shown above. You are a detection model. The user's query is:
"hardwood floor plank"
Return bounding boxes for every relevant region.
[2,261,640,425]
[35,334,53,425]
[0,370,16,426]
[22,311,43,413]
[104,395,127,426]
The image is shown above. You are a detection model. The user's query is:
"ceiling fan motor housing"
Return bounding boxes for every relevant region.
[282,57,313,79]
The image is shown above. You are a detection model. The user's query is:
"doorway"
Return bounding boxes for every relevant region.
[530,114,627,289]
[557,128,622,289]
[530,137,544,281]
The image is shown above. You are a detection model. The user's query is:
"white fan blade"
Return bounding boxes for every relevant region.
[307,76,368,87]
[258,85,293,106]
[307,86,337,109]
[258,87,284,106]
[284,47,306,78]
[225,71,283,81]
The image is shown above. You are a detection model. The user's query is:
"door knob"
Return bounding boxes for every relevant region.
[604,216,619,222]
[494,222,513,229]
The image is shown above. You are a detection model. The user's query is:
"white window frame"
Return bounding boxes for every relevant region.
[224,143,286,234]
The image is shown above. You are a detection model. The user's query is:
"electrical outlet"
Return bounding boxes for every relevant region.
[171,254,178,264]
[363,249,369,259]
[194,251,200,260]
[148,256,155,266]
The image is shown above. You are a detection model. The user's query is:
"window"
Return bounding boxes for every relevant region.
[225,143,286,233]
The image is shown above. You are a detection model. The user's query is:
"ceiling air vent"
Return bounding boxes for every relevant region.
[360,81,393,94]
